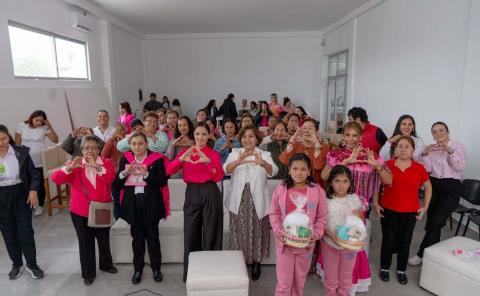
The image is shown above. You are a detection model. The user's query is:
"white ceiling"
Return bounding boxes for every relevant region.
[90,0,371,34]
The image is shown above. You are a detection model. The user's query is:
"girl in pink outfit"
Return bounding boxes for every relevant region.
[321,165,364,296]
[269,153,328,296]
[118,102,135,133]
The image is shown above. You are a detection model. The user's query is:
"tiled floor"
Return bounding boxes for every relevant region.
[0,209,476,296]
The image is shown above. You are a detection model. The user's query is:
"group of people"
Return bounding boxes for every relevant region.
[0,92,467,296]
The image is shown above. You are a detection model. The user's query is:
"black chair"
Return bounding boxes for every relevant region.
[462,212,480,241]
[456,179,480,236]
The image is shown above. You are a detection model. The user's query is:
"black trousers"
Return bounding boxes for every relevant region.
[418,177,462,257]
[35,167,46,207]
[0,184,37,266]
[130,194,162,272]
[183,182,223,281]
[380,208,417,271]
[70,212,114,279]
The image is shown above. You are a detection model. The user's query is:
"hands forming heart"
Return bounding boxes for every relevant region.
[180,146,211,164]
[236,149,265,166]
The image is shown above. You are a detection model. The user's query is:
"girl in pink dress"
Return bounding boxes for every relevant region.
[118,102,135,133]
[318,121,384,294]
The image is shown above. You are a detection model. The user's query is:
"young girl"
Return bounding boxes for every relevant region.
[269,153,328,296]
[321,165,364,296]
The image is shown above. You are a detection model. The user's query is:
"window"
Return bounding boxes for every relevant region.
[326,51,348,134]
[8,22,89,80]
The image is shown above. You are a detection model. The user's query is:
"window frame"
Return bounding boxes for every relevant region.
[326,50,349,134]
[7,21,90,81]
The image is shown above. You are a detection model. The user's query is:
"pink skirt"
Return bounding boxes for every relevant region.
[317,248,371,294]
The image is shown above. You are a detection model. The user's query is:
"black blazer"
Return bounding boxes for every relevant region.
[114,151,168,225]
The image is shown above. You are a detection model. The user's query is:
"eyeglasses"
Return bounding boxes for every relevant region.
[82,146,99,151]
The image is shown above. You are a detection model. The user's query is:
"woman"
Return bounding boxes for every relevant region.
[320,121,383,293]
[214,118,240,165]
[62,127,105,157]
[15,110,59,217]
[118,102,135,134]
[269,94,282,117]
[162,110,179,140]
[279,118,330,185]
[172,99,183,116]
[409,122,466,267]
[0,124,44,280]
[193,109,208,126]
[101,123,127,219]
[52,136,117,285]
[206,117,221,141]
[286,113,300,137]
[255,101,271,128]
[249,101,259,117]
[261,121,289,179]
[161,96,171,110]
[166,116,195,178]
[167,122,224,282]
[224,125,278,280]
[156,108,167,131]
[239,113,255,130]
[282,97,294,114]
[93,110,115,142]
[379,115,425,161]
[295,106,308,126]
[369,136,432,285]
[114,132,169,285]
[205,99,219,123]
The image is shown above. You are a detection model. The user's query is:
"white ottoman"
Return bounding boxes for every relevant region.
[187,251,249,296]
[420,236,480,296]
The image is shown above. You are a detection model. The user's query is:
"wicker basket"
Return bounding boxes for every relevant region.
[283,233,312,249]
[336,238,364,251]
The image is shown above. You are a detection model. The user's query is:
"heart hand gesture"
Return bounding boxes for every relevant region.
[194,146,211,164]
[67,157,83,171]
[365,148,380,168]
[251,150,266,166]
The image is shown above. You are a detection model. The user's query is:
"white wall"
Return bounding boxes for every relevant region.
[110,24,145,115]
[144,34,323,119]
[322,0,478,179]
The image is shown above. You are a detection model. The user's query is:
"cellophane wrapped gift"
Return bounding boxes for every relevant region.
[282,191,313,248]
[335,215,366,251]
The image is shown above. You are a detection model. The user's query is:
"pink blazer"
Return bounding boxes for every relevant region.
[51,157,116,217]
[118,113,135,133]
[269,182,328,252]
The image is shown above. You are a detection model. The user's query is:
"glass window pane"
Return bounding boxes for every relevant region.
[337,52,348,75]
[335,77,347,127]
[327,79,336,122]
[8,25,57,78]
[56,38,88,79]
[328,56,337,76]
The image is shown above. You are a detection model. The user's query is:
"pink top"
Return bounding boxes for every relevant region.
[260,116,268,127]
[162,127,175,140]
[118,113,135,133]
[421,140,466,180]
[51,157,116,217]
[167,145,224,183]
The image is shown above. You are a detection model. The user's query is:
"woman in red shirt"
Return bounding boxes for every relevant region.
[369,136,432,285]
[167,121,224,282]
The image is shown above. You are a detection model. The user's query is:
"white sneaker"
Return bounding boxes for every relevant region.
[408,255,423,266]
[33,206,45,217]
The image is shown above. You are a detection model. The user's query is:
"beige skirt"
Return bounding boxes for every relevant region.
[229,183,270,264]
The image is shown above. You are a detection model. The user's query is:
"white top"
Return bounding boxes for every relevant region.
[324,194,362,249]
[223,147,278,219]
[379,136,426,161]
[16,122,48,168]
[0,145,21,187]
[93,125,115,142]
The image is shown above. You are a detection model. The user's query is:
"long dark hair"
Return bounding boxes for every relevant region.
[120,102,132,114]
[205,99,216,112]
[283,153,315,189]
[25,110,47,127]
[325,165,355,199]
[295,106,307,117]
[174,116,194,140]
[195,121,210,135]
[0,124,16,146]
[390,115,417,158]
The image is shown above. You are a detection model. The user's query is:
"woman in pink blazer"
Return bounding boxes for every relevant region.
[118,101,135,133]
[51,136,117,286]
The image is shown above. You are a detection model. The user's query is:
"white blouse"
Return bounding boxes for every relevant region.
[0,145,21,187]
[379,136,425,161]
[93,125,116,142]
[16,122,48,168]
[223,147,278,219]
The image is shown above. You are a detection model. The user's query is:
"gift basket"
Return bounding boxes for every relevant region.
[282,192,313,248]
[335,215,367,251]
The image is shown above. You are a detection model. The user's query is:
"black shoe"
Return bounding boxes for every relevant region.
[101,266,118,274]
[83,278,94,285]
[379,269,390,282]
[251,263,261,281]
[153,270,163,282]
[8,265,24,280]
[397,272,408,285]
[26,264,44,279]
[132,271,142,285]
